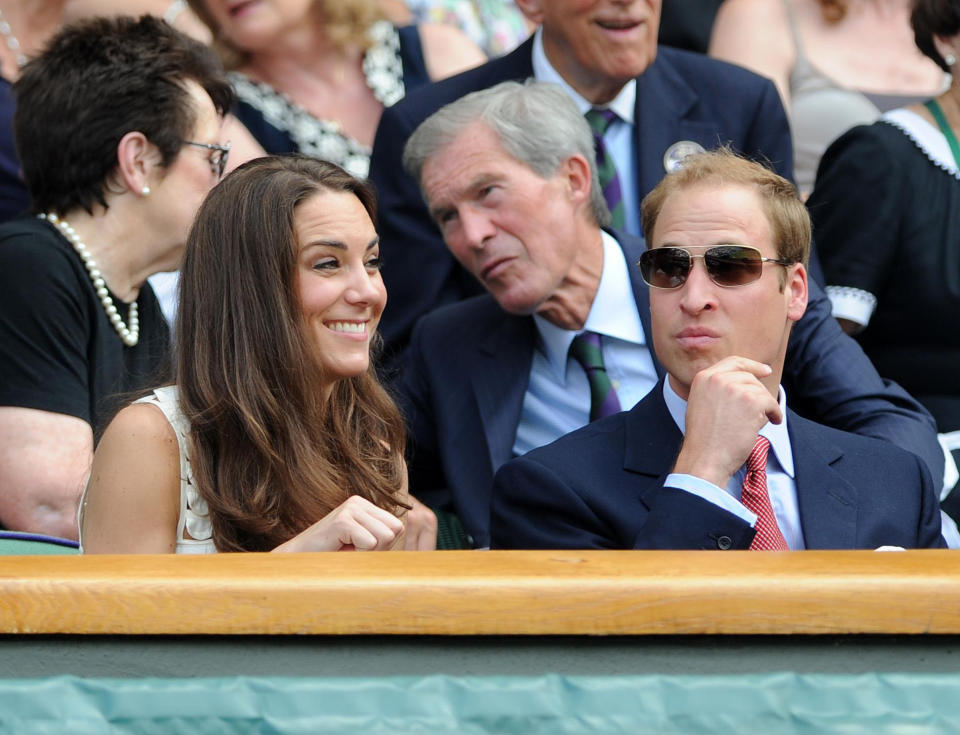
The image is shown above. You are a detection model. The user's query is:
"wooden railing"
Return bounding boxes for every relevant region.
[1,550,958,636]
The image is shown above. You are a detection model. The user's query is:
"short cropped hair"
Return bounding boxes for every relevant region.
[911,0,960,72]
[641,148,810,268]
[14,15,234,215]
[403,79,611,228]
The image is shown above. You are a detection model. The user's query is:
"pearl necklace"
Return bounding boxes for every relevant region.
[39,213,140,347]
[0,5,27,69]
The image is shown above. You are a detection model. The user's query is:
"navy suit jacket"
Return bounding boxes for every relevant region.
[370,38,794,360]
[490,383,946,550]
[399,233,944,547]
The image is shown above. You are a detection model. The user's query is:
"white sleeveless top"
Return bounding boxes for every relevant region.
[135,386,217,554]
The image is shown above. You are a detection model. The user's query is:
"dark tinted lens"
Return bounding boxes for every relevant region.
[640,248,691,288]
[704,246,763,286]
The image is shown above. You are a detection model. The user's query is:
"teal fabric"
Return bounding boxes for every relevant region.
[2,673,960,733]
[0,538,79,555]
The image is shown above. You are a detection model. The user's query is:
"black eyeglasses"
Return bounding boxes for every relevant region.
[183,140,231,178]
[638,245,794,289]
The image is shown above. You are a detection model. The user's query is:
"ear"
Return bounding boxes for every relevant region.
[114,131,160,198]
[513,0,545,25]
[933,34,959,67]
[785,263,808,323]
[560,153,593,210]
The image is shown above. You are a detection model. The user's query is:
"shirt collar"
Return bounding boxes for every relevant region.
[531,27,636,125]
[662,378,795,478]
[533,230,646,381]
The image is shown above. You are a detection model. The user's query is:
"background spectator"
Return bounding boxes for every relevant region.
[808,0,960,436]
[710,0,946,195]
[0,1,64,222]
[0,16,233,538]
[187,0,485,178]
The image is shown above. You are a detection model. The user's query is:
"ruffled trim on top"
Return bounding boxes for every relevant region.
[881,108,960,181]
[139,386,212,545]
[825,285,877,330]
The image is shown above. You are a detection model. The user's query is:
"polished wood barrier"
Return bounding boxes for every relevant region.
[1,550,958,636]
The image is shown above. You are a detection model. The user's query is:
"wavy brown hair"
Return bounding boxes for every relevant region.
[177,155,407,551]
[187,0,385,68]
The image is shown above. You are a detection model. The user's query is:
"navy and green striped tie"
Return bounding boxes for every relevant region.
[570,331,622,422]
[584,108,626,230]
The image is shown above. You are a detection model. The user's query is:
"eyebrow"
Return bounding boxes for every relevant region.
[429,173,501,222]
[301,236,380,251]
[656,240,750,249]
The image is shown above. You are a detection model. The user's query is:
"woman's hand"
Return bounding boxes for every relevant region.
[400,495,438,551]
[272,495,404,553]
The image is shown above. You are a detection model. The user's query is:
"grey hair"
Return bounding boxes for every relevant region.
[402,79,611,228]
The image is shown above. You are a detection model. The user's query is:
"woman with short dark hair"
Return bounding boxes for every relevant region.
[81,155,434,553]
[0,15,233,538]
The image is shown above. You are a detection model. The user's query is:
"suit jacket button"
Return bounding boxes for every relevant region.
[716,536,733,550]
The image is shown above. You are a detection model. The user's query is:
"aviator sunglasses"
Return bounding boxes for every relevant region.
[638,245,794,289]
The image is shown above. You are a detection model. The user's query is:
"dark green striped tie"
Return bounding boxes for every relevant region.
[570,331,622,421]
[584,108,626,229]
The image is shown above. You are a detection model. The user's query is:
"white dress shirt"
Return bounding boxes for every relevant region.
[512,231,658,456]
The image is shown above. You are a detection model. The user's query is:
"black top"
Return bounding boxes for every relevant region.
[0,216,171,436]
[809,120,960,431]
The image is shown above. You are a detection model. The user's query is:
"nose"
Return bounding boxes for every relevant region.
[458,205,496,251]
[678,257,718,315]
[345,263,383,306]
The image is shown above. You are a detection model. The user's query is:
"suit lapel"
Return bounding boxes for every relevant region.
[622,386,681,507]
[788,413,859,549]
[633,50,719,200]
[473,314,536,471]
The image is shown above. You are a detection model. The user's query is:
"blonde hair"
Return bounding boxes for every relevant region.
[187,0,385,68]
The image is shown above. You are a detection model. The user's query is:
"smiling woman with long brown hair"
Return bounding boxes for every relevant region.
[81,155,435,553]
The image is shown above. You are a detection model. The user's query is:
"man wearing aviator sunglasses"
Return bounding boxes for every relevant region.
[491,150,945,550]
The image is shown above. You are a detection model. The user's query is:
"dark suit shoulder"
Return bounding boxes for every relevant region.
[788,410,929,464]
[412,293,516,343]
[381,38,533,132]
[655,45,776,90]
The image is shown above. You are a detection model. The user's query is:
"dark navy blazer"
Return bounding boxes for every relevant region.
[370,37,795,359]
[490,383,946,550]
[399,233,944,547]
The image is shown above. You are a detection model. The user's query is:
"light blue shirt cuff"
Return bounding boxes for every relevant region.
[664,473,758,526]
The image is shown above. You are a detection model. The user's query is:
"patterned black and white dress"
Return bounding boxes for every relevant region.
[230,22,430,179]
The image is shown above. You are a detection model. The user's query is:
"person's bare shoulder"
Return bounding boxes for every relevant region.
[82,401,181,553]
[418,22,487,81]
[709,0,794,104]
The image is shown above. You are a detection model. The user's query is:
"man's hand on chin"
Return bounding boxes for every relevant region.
[672,356,781,488]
